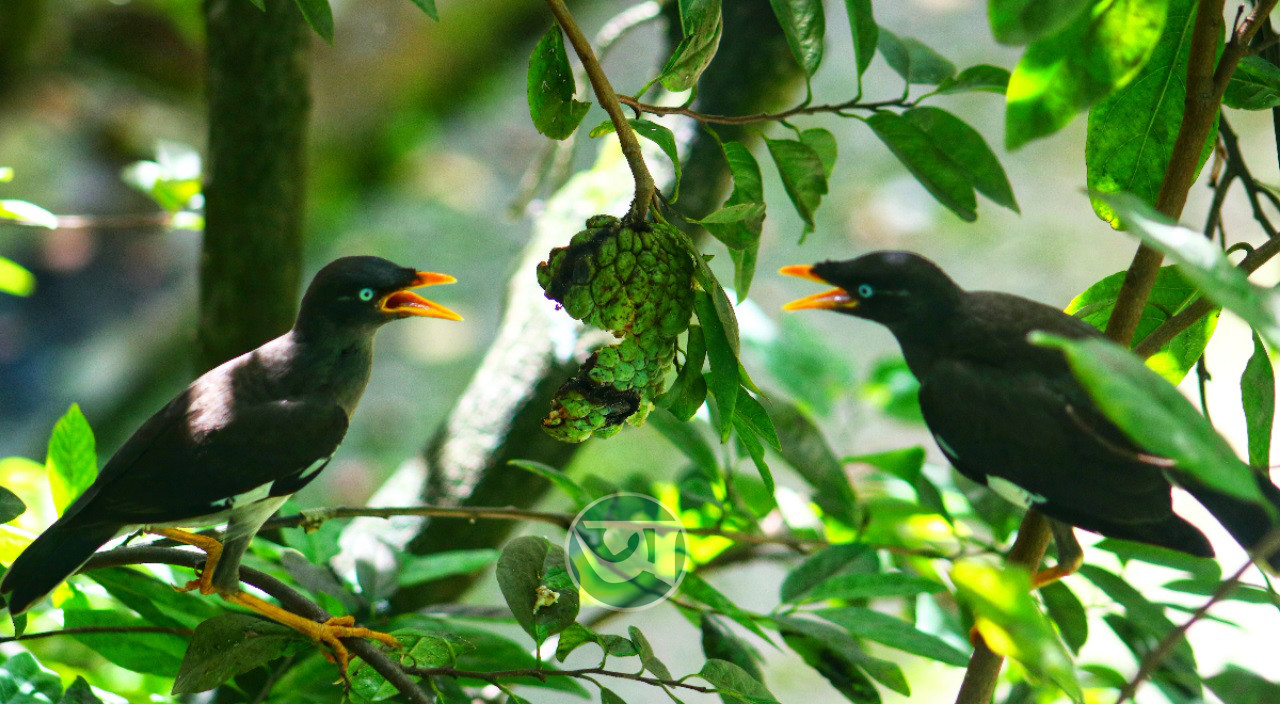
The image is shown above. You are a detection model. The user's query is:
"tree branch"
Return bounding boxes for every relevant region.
[544,0,654,221]
[953,510,1053,704]
[78,546,431,704]
[0,626,192,643]
[404,665,716,694]
[617,95,915,126]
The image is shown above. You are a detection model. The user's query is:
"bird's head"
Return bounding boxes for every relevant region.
[297,256,462,333]
[779,251,962,331]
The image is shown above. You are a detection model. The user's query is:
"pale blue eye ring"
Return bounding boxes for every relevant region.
[359,288,375,302]
[857,284,874,298]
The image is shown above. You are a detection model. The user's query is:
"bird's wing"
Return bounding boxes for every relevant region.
[917,356,1184,537]
[64,394,348,526]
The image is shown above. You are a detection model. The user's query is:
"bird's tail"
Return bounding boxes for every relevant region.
[1,518,119,615]
[1187,472,1280,572]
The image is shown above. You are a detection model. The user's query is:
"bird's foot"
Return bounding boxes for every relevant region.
[222,591,400,678]
[150,528,223,596]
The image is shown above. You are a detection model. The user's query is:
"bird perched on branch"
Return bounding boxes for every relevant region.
[1,255,461,670]
[781,251,1280,584]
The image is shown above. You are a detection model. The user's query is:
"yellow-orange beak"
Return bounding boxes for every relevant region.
[779,265,856,312]
[378,271,463,321]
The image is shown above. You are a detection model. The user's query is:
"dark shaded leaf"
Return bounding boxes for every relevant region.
[698,658,780,703]
[509,459,592,508]
[734,392,780,450]
[1224,56,1280,110]
[1006,0,1168,149]
[780,543,873,603]
[0,486,26,523]
[649,407,719,481]
[292,0,334,42]
[769,0,825,76]
[496,536,580,645]
[701,614,764,684]
[935,64,1011,94]
[528,26,591,140]
[1040,580,1088,654]
[864,111,976,222]
[406,0,438,20]
[1242,332,1275,469]
[765,137,828,238]
[1094,538,1221,581]
[767,400,858,525]
[777,617,907,698]
[658,0,724,91]
[695,289,740,438]
[88,567,220,630]
[733,413,774,495]
[57,677,104,704]
[877,29,956,85]
[989,0,1089,44]
[172,614,303,694]
[903,107,1017,212]
[1206,665,1280,704]
[660,326,709,421]
[817,606,970,666]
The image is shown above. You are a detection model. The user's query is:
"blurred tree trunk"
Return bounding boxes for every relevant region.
[198,0,310,371]
[0,0,44,102]
[371,0,804,612]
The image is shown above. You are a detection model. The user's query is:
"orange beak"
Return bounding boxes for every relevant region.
[779,265,856,312]
[378,271,463,321]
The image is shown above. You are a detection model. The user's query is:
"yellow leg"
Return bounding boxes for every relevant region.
[222,591,400,673]
[150,527,223,595]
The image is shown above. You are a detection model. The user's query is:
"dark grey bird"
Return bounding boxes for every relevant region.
[1,255,461,668]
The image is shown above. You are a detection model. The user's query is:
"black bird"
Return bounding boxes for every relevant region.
[781,251,1280,582]
[1,255,461,667]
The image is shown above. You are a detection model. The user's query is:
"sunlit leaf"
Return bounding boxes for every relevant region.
[528,25,591,140]
[0,200,58,229]
[46,404,97,514]
[952,562,1082,701]
[1087,0,1205,227]
[864,111,976,221]
[1006,0,1168,149]
[799,127,837,178]
[934,64,1012,95]
[989,0,1089,44]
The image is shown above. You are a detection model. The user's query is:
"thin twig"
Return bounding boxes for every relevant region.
[544,0,655,221]
[404,665,716,694]
[617,95,914,126]
[0,626,193,643]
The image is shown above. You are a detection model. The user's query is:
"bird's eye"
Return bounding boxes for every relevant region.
[358,288,375,302]
[857,284,874,298]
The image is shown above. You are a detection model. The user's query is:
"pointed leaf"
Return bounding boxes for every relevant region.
[817,606,969,666]
[1224,56,1280,110]
[172,614,304,694]
[594,119,682,199]
[864,111,976,221]
[292,0,334,43]
[398,549,500,587]
[659,326,708,421]
[0,257,35,297]
[0,486,25,524]
[1040,580,1089,654]
[877,29,956,85]
[58,676,104,704]
[903,106,1017,211]
[407,0,438,20]
[845,0,878,87]
[695,289,739,437]
[776,617,908,698]
[628,626,672,680]
[658,0,723,91]
[46,404,97,514]
[780,543,873,603]
[698,658,780,703]
[935,64,1011,94]
[769,0,824,76]
[765,137,827,238]
[800,572,943,603]
[768,400,858,525]
[528,26,591,140]
[989,0,1089,45]
[681,572,772,643]
[509,459,592,508]
[1243,333,1275,469]
[701,614,764,683]
[0,200,58,229]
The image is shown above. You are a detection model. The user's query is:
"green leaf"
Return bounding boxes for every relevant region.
[680,572,772,643]
[1224,56,1280,110]
[509,459,592,508]
[845,0,878,90]
[934,64,1012,94]
[877,28,956,85]
[172,613,304,694]
[1100,192,1280,346]
[765,137,828,238]
[1006,0,1169,149]
[1087,0,1204,227]
[292,0,334,42]
[398,549,499,587]
[554,622,599,662]
[1094,538,1222,581]
[698,658,780,703]
[1206,665,1280,704]
[695,289,740,438]
[0,652,63,703]
[64,602,187,677]
[597,685,627,704]
[58,677,104,704]
[816,606,970,666]
[733,392,780,450]
[658,0,724,92]
[768,401,858,525]
[407,0,438,20]
[951,562,1082,701]
[0,486,25,524]
[649,407,719,481]
[0,200,57,229]
[495,536,580,645]
[528,25,591,140]
[776,617,908,698]
[800,571,943,603]
[696,203,767,226]
[903,106,1018,212]
[780,543,873,603]
[733,414,774,495]
[595,119,683,200]
[705,139,766,259]
[861,356,923,423]
[1163,578,1278,605]
[660,326,709,421]
[628,626,673,680]
[46,404,97,514]
[1065,265,1219,384]
[1243,333,1275,469]
[88,567,220,630]
[769,0,825,76]
[701,615,764,683]
[1035,333,1271,509]
[848,446,949,520]
[864,111,976,221]
[0,258,35,297]
[799,127,838,178]
[1040,580,1089,654]
[989,0,1089,44]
